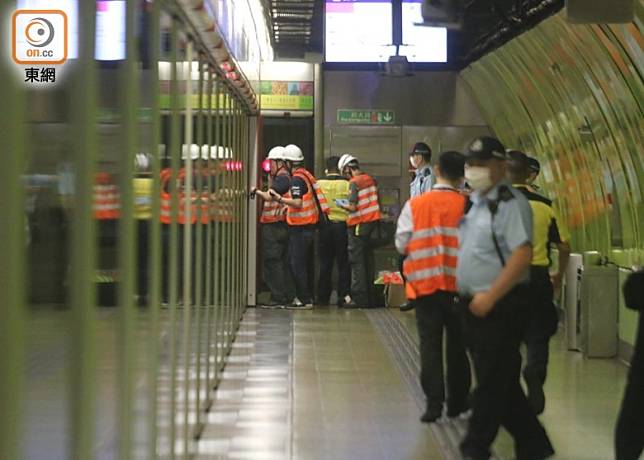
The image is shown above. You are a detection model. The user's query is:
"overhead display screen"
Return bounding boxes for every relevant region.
[16,0,127,61]
[400,0,447,62]
[325,0,395,63]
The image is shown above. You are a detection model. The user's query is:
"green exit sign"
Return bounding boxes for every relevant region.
[337,109,395,125]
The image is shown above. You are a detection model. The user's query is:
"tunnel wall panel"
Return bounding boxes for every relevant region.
[461,5,643,256]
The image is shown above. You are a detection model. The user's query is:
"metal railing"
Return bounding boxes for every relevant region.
[0,1,253,458]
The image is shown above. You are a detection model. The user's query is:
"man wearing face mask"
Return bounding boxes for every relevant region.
[457,136,554,460]
[526,156,541,192]
[409,142,435,198]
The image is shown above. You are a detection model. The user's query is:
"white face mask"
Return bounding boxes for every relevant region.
[465,166,493,191]
[410,156,421,169]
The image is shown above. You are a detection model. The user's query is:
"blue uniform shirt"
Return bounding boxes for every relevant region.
[410,165,435,198]
[456,180,533,296]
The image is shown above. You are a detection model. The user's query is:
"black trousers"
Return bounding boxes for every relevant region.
[288,226,315,304]
[347,223,376,306]
[460,288,553,460]
[317,221,350,303]
[523,266,559,385]
[261,222,294,303]
[415,291,471,413]
[136,219,150,301]
[615,313,644,460]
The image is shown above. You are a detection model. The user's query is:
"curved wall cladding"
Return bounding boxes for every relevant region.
[461,3,643,255]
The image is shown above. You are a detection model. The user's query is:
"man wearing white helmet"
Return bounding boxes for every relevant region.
[250,146,295,308]
[337,154,382,308]
[268,144,330,309]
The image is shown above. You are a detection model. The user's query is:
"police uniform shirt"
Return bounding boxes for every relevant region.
[410,165,435,198]
[456,180,533,296]
[318,173,349,222]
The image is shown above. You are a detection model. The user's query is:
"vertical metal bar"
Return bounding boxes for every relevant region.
[234,103,242,324]
[203,68,215,405]
[194,57,205,438]
[225,93,233,349]
[0,25,26,460]
[147,0,162,457]
[168,18,181,460]
[213,81,223,377]
[242,113,249,314]
[223,90,232,352]
[68,2,98,459]
[118,0,139,457]
[182,40,194,458]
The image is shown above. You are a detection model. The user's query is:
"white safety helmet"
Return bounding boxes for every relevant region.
[181,144,201,160]
[267,146,285,160]
[283,144,304,162]
[338,154,358,172]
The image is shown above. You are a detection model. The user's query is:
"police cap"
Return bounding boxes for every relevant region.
[465,136,507,161]
[527,156,541,174]
[410,142,431,156]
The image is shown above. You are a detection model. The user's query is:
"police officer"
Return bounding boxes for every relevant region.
[457,136,554,460]
[409,142,435,198]
[251,146,295,308]
[338,154,381,308]
[316,156,351,306]
[507,150,571,415]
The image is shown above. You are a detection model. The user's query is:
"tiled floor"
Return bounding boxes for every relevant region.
[198,306,630,460]
[195,308,442,460]
[21,304,631,459]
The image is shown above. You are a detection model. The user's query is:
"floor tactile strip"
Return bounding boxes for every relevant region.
[366,309,502,460]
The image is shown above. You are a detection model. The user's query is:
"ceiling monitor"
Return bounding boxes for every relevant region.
[400,0,447,62]
[17,0,127,61]
[325,0,395,63]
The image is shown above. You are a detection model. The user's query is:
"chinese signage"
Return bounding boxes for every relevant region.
[260,81,313,111]
[337,109,395,125]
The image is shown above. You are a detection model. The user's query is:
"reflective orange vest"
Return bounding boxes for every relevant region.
[260,171,289,224]
[402,189,466,300]
[347,174,381,227]
[286,168,329,226]
[212,188,235,223]
[160,168,212,225]
[93,172,120,220]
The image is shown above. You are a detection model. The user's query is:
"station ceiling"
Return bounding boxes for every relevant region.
[264,0,564,68]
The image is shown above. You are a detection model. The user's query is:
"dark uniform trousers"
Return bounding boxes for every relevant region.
[288,225,315,304]
[347,222,376,306]
[415,291,471,413]
[615,312,644,460]
[317,221,350,304]
[460,287,553,459]
[523,266,559,386]
[261,221,294,304]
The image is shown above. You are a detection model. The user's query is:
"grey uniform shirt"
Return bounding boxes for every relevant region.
[410,165,435,198]
[456,180,533,296]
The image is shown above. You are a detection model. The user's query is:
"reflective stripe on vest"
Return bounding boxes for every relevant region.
[260,200,287,223]
[402,190,465,300]
[93,179,120,220]
[260,170,289,224]
[160,168,213,225]
[347,175,381,227]
[286,168,327,226]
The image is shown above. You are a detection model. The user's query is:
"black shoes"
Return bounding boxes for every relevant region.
[400,302,415,312]
[525,378,546,415]
[420,407,442,423]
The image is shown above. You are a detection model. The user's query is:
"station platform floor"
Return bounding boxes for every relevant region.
[195,306,629,460]
[22,304,628,459]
